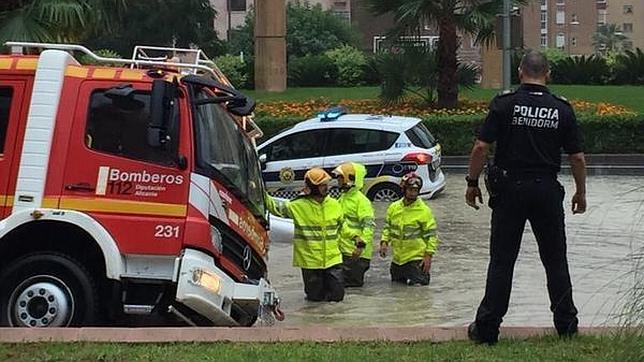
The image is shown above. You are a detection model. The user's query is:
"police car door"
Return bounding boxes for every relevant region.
[259,129,328,199]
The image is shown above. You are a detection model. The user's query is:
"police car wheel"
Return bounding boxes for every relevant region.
[0,253,99,327]
[367,183,402,202]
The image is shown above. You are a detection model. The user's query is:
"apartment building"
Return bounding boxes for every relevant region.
[604,0,644,50]
[210,0,351,40]
[522,0,599,55]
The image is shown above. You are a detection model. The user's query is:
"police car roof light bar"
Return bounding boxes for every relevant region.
[317,106,348,122]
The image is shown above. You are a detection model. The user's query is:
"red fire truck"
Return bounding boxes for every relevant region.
[0,42,281,327]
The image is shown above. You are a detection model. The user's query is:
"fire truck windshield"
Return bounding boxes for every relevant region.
[193,90,266,217]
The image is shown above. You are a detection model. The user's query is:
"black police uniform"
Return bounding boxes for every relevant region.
[472,83,583,343]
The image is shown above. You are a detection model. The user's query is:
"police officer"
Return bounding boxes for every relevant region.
[265,168,347,302]
[465,51,587,345]
[379,172,439,286]
[332,162,375,287]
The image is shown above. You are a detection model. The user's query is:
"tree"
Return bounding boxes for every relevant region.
[593,24,628,54]
[87,0,224,58]
[366,0,526,108]
[0,0,127,43]
[375,46,477,105]
[228,2,359,60]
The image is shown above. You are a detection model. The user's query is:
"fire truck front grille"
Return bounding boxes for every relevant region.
[221,237,266,281]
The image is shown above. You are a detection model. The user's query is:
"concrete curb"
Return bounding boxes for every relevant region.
[0,326,632,343]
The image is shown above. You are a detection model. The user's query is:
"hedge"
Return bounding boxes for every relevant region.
[255,114,644,155]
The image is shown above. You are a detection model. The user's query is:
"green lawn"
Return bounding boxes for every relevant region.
[244,85,644,114]
[1,336,643,362]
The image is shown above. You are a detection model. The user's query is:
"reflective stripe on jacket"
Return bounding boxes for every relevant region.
[381,198,439,265]
[338,163,375,259]
[266,194,344,269]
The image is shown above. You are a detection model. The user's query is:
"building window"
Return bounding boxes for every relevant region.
[598,10,607,25]
[333,10,351,21]
[556,33,565,49]
[624,5,633,14]
[541,0,546,5]
[623,23,633,33]
[571,14,578,24]
[623,40,633,50]
[556,11,565,25]
[540,34,548,47]
[541,10,548,29]
[556,0,565,4]
[230,0,246,12]
[571,37,577,46]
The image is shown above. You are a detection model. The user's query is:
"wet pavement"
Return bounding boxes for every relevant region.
[267,173,644,327]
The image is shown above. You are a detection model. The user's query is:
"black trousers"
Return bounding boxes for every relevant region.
[301,264,345,302]
[475,175,578,340]
[390,260,430,286]
[341,255,370,287]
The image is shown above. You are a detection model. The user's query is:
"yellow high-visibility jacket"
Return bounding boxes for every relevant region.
[381,198,439,265]
[338,163,375,259]
[266,194,345,269]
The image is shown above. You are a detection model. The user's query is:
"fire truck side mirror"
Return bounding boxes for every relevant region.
[227,95,256,117]
[149,79,177,148]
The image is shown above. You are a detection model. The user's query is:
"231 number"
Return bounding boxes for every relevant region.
[154,225,180,238]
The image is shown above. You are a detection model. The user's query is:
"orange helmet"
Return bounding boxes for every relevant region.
[303,167,331,195]
[332,162,356,188]
[400,172,423,190]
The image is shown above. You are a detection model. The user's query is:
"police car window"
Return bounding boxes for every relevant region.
[85,90,179,166]
[0,87,12,154]
[325,128,398,155]
[405,123,436,148]
[268,130,326,161]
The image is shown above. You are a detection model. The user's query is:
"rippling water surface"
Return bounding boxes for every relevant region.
[267,174,644,327]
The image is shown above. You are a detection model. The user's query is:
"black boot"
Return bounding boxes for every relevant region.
[468,322,498,346]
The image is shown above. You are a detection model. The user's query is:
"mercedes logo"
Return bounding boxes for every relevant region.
[242,246,252,271]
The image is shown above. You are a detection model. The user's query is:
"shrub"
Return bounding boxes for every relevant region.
[362,54,382,86]
[325,45,367,87]
[612,48,644,85]
[215,54,248,88]
[551,55,611,85]
[288,55,338,87]
[541,47,568,64]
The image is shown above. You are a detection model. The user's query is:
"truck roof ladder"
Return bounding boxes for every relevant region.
[5,42,228,81]
[5,42,263,141]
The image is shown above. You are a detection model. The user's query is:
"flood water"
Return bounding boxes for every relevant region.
[267,173,644,327]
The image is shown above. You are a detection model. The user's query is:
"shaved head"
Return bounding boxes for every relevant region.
[519,51,550,78]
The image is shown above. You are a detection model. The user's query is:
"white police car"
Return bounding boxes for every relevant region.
[258,107,446,202]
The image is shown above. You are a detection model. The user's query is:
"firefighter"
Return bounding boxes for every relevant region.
[379,172,439,286]
[332,162,375,287]
[265,167,347,302]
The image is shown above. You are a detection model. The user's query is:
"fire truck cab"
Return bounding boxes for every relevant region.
[0,42,280,327]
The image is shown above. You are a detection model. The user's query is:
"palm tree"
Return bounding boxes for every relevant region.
[366,0,525,108]
[593,23,628,54]
[0,0,127,44]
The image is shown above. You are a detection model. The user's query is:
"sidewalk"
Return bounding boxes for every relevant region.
[0,326,630,343]
[441,154,644,175]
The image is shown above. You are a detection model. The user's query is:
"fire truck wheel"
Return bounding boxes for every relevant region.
[0,253,99,327]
